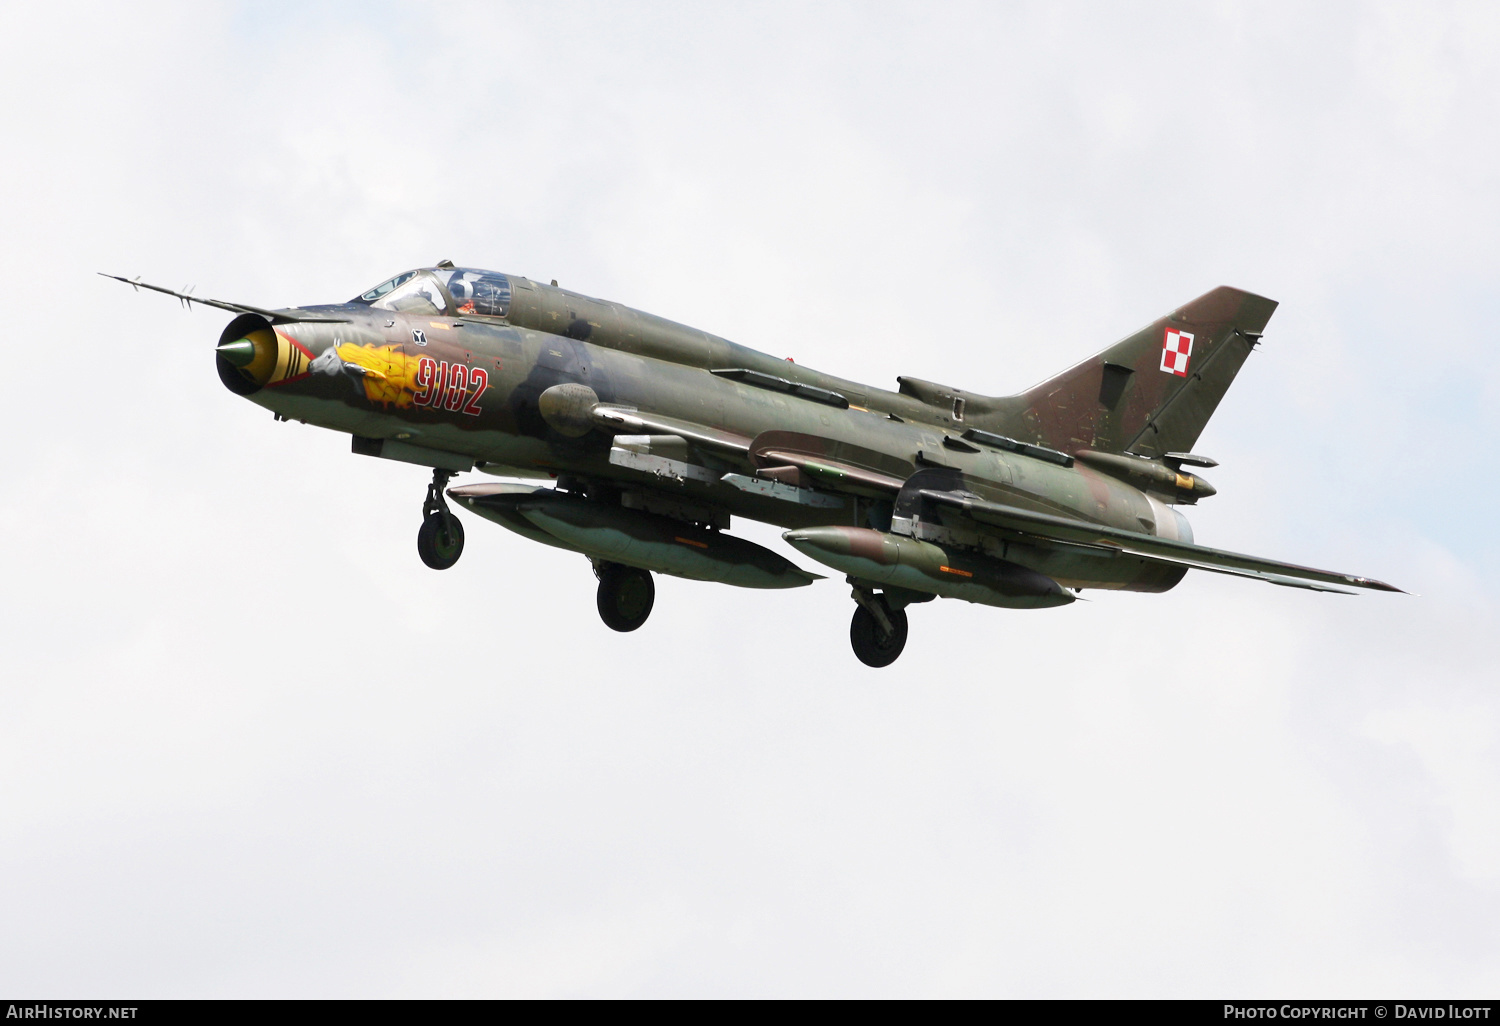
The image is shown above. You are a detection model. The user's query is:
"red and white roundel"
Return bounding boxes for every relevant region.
[1161,328,1194,376]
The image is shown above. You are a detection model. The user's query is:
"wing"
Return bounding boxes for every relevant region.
[590,409,1399,596]
[99,274,348,324]
[920,489,1402,595]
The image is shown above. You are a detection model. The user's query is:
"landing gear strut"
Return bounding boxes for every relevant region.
[849,587,909,668]
[417,468,465,570]
[595,561,655,632]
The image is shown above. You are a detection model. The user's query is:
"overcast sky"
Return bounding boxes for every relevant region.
[2,0,1498,997]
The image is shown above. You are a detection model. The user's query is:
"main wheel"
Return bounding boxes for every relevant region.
[597,563,655,632]
[850,601,908,668]
[417,513,465,570]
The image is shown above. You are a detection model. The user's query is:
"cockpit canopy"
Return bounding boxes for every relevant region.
[352,266,513,318]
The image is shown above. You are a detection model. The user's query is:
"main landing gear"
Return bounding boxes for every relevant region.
[417,468,465,570]
[594,560,655,632]
[849,586,911,668]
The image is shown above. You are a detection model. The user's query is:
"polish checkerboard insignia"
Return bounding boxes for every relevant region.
[1161,328,1193,376]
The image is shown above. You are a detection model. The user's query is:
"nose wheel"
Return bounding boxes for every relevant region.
[595,561,655,632]
[417,468,465,570]
[850,588,908,667]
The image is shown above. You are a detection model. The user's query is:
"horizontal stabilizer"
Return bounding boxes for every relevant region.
[919,489,1402,594]
[1110,550,1358,594]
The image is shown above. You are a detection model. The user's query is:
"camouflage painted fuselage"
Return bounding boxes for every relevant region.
[217,267,1271,597]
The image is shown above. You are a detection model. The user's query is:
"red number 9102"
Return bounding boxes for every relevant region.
[413,356,487,415]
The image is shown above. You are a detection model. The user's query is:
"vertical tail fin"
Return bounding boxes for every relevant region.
[978,286,1278,456]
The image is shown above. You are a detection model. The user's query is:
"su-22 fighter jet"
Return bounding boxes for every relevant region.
[106,263,1400,666]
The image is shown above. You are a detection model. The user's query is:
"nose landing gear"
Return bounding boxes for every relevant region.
[594,560,655,632]
[417,468,465,570]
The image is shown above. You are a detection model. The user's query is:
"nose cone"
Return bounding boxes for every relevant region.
[216,338,258,368]
[215,316,281,395]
